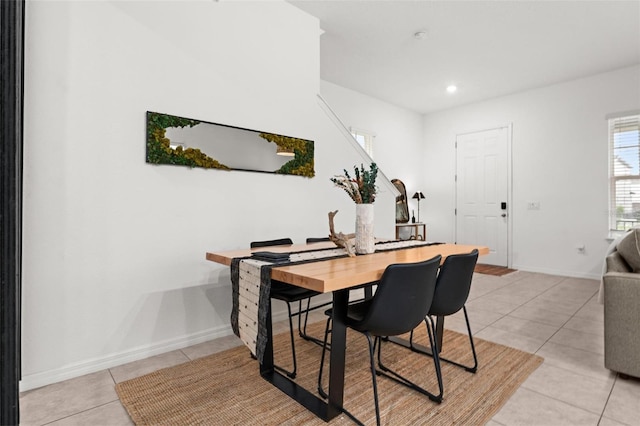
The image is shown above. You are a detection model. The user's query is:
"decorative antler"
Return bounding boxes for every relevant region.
[328,210,356,257]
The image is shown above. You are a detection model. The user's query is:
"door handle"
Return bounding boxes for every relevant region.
[501,213,507,218]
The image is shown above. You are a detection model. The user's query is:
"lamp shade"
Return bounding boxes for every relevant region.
[412,192,425,200]
[276,146,295,156]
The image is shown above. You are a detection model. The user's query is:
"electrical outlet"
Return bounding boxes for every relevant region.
[527,201,540,210]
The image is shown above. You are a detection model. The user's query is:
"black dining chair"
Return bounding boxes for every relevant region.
[317,256,443,426]
[296,237,336,345]
[250,237,326,378]
[410,249,479,373]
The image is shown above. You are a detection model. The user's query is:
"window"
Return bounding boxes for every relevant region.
[610,113,640,231]
[350,127,375,158]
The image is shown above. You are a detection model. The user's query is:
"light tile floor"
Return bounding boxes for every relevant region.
[19,271,640,425]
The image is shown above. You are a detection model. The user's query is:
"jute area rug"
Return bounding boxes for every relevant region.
[117,322,542,425]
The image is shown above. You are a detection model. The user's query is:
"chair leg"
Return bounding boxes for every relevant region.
[365,333,382,426]
[426,307,478,373]
[297,298,333,348]
[409,307,478,373]
[460,306,478,372]
[298,298,309,336]
[376,318,443,403]
[425,316,444,401]
[299,298,326,347]
[409,328,416,350]
[273,302,297,379]
[297,299,304,332]
[317,317,332,399]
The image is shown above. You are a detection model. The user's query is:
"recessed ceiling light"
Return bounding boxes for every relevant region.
[446,85,457,94]
[413,31,428,40]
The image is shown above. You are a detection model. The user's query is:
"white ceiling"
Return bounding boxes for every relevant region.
[288,0,640,114]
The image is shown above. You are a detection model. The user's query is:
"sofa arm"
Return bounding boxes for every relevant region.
[606,252,631,273]
[603,272,640,377]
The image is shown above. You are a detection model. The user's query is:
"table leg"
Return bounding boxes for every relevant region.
[327,289,349,419]
[260,298,335,421]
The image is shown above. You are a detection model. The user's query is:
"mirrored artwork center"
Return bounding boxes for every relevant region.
[146,111,315,178]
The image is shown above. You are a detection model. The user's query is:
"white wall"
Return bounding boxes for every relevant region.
[320,81,426,229]
[320,81,424,193]
[422,65,640,278]
[21,0,395,390]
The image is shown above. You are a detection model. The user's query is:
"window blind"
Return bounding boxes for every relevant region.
[610,114,640,230]
[350,127,375,159]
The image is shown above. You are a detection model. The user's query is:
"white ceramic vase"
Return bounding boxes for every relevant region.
[355,203,375,254]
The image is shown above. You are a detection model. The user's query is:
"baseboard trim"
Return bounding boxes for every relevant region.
[511,265,600,281]
[18,298,332,392]
[19,324,234,392]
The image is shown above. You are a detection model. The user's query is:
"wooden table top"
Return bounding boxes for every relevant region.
[207,242,488,293]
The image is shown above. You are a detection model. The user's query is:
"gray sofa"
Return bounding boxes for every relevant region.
[603,229,640,378]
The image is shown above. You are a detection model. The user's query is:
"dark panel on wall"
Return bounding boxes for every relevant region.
[0,0,24,424]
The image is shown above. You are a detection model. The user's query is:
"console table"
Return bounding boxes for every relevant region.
[396,222,426,240]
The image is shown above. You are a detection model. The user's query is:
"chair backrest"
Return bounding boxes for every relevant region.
[428,249,479,317]
[306,237,331,243]
[355,255,441,337]
[250,238,293,248]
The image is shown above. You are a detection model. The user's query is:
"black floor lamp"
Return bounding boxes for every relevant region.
[412,192,425,223]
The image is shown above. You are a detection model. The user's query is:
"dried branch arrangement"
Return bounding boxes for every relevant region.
[330,163,378,204]
[328,210,356,257]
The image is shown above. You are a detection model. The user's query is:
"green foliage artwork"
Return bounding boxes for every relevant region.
[259,133,315,177]
[146,112,230,170]
[145,112,314,178]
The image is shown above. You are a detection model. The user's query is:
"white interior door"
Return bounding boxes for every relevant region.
[456,127,509,266]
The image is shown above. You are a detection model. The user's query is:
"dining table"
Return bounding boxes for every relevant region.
[206,240,489,422]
